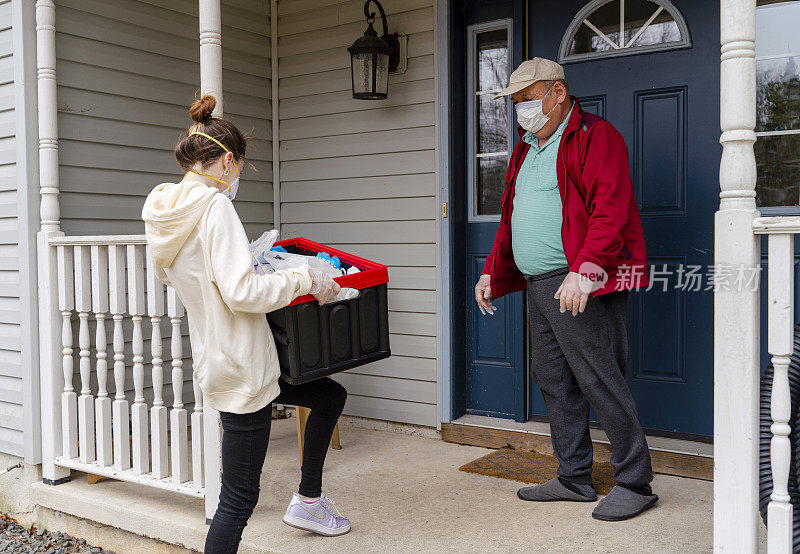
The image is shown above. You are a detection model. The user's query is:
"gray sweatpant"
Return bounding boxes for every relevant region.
[526,269,653,487]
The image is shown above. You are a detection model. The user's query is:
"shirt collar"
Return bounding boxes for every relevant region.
[522,104,575,150]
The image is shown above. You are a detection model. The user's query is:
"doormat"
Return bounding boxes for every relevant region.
[459,449,615,495]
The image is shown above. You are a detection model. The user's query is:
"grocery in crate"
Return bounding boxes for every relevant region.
[250,230,361,303]
[250,232,391,385]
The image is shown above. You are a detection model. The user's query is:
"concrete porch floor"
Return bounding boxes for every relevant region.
[31,417,720,553]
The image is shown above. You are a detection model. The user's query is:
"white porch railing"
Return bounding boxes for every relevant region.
[34,0,225,522]
[45,235,222,509]
[754,217,800,553]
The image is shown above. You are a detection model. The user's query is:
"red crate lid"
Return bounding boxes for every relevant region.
[273,237,389,306]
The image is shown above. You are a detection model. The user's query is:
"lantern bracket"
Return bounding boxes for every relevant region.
[363,0,400,72]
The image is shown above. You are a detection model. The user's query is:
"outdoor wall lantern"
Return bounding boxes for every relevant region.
[347,0,400,100]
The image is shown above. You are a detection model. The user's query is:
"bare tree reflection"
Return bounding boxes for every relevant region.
[476,30,508,215]
[569,0,682,54]
[755,55,800,206]
[477,33,508,154]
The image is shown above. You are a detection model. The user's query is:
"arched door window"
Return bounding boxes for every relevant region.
[559,0,691,63]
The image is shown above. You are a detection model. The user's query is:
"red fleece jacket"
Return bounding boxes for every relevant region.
[482,98,649,300]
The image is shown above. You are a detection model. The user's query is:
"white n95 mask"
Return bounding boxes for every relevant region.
[515,86,557,133]
[223,176,240,200]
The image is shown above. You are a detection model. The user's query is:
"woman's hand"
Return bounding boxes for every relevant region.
[308,267,341,305]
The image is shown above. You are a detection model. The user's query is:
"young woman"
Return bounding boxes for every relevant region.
[142,95,351,553]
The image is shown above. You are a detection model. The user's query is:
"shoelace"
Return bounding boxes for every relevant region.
[321,493,346,519]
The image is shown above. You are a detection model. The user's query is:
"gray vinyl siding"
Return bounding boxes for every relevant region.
[54,0,272,408]
[55,0,272,238]
[277,0,439,427]
[0,0,24,457]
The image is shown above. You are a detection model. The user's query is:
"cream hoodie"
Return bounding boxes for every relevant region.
[142,181,312,414]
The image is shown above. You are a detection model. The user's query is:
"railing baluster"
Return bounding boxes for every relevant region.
[767,233,794,552]
[192,378,204,487]
[46,235,219,496]
[127,245,149,475]
[146,247,168,479]
[168,288,189,484]
[74,246,95,463]
[91,245,112,467]
[45,235,211,496]
[57,246,77,460]
[108,245,130,471]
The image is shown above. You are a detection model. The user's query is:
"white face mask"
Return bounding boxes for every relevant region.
[222,176,240,200]
[515,86,557,133]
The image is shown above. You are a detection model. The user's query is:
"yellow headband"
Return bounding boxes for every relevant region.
[189,131,239,179]
[190,131,230,154]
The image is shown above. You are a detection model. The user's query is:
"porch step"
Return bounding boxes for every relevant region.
[30,474,210,553]
[442,418,713,481]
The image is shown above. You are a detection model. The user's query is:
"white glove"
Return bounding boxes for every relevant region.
[474,274,497,315]
[308,267,341,306]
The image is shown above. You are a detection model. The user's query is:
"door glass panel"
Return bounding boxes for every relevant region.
[757,54,800,134]
[571,0,619,54]
[624,2,680,48]
[476,29,508,92]
[567,0,686,57]
[472,25,510,217]
[477,157,506,216]
[477,95,507,154]
[755,135,800,206]
[755,0,800,58]
[755,0,800,207]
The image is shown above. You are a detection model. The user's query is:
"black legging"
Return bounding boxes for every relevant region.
[204,377,347,553]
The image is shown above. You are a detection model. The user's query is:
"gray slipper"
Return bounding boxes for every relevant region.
[517,477,597,502]
[591,486,658,521]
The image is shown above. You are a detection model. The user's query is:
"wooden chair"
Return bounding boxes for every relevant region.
[296,406,341,458]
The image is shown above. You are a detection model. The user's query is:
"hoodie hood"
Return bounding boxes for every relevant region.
[142,180,219,268]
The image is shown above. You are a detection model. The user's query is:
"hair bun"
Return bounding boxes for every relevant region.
[189,95,216,123]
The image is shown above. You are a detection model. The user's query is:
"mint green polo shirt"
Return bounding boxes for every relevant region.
[511,106,573,276]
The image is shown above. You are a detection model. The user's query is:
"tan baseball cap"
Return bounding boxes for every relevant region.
[494,57,565,100]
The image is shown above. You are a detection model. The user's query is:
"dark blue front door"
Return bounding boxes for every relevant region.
[453,0,720,436]
[526,0,720,437]
[461,1,528,422]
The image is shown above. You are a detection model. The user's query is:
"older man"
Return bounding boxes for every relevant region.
[474,58,656,521]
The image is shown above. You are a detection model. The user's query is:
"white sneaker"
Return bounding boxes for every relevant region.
[282,492,351,536]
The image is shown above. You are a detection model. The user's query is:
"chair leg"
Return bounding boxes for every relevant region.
[87,473,106,485]
[296,406,309,459]
[331,423,341,450]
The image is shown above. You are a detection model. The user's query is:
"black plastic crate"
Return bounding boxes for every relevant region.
[264,238,391,385]
[267,283,391,384]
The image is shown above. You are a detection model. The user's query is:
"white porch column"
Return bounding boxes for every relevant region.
[35,0,70,484]
[199,0,223,117]
[198,0,223,523]
[35,0,59,234]
[714,0,759,551]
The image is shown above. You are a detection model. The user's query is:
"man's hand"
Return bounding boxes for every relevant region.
[474,274,497,315]
[554,271,590,316]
